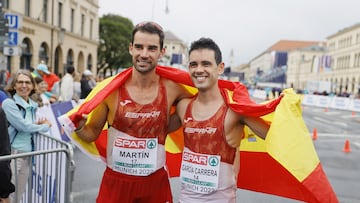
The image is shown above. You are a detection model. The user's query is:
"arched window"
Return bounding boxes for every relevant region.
[39,42,49,63]
[87,54,93,70]
[20,38,33,70]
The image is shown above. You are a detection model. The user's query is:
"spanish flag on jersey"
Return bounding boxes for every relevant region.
[58,66,338,203]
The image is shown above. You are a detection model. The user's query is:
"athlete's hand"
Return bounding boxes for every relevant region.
[75,114,88,132]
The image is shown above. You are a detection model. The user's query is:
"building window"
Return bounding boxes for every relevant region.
[3,0,9,8]
[20,39,32,70]
[90,18,93,39]
[81,14,85,36]
[70,8,75,32]
[58,2,62,27]
[67,50,74,66]
[39,43,49,63]
[301,54,305,62]
[42,0,48,22]
[25,0,31,16]
[87,54,93,70]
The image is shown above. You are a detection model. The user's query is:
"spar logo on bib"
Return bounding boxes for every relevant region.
[208,156,219,167]
[147,139,157,149]
[115,138,146,149]
[183,151,208,165]
[114,137,157,149]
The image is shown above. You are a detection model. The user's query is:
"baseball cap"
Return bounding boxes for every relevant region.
[83,70,93,76]
[37,64,50,74]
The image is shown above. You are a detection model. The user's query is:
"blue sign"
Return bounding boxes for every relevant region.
[8,31,18,46]
[4,14,19,29]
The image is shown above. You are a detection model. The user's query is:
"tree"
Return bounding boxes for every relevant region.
[97,14,133,76]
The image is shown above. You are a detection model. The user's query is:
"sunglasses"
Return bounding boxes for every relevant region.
[135,21,163,31]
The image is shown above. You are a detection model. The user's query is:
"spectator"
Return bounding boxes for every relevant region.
[60,66,77,101]
[0,70,9,105]
[0,107,15,203]
[80,70,95,99]
[33,77,53,106]
[29,67,37,78]
[34,63,60,100]
[0,90,8,105]
[0,69,8,90]
[74,72,81,101]
[2,70,52,202]
[84,70,96,89]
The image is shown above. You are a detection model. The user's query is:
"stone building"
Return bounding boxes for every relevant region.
[324,23,360,95]
[248,40,319,87]
[0,0,99,76]
[161,31,188,70]
[286,44,326,92]
[285,23,360,96]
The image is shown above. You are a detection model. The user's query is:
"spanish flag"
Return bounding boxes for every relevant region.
[58,66,337,203]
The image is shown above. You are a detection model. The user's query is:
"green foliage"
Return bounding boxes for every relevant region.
[97,14,133,75]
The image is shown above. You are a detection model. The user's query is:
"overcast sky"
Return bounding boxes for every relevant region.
[99,0,360,67]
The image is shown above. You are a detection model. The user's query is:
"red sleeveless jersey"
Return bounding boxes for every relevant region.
[111,79,168,145]
[183,99,236,164]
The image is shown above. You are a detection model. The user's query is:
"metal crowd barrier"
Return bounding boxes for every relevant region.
[0,133,75,203]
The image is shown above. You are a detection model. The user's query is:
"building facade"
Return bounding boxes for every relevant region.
[0,0,99,76]
[285,23,360,96]
[248,40,320,87]
[161,31,188,70]
[325,23,360,95]
[286,45,326,91]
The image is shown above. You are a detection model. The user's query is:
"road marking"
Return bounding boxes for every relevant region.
[309,133,360,139]
[324,112,341,115]
[341,115,360,119]
[313,116,347,127]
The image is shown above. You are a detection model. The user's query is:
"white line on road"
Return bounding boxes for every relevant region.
[341,115,360,119]
[313,117,348,127]
[309,133,360,139]
[324,112,341,115]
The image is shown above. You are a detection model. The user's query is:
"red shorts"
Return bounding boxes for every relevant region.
[96,167,173,203]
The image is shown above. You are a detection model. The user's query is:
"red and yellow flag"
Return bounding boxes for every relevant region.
[58,66,337,203]
[237,89,338,202]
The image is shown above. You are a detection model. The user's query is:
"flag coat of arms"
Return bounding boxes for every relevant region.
[58,66,338,203]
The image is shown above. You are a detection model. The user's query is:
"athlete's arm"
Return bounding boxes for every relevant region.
[241,116,270,140]
[166,79,193,104]
[167,113,181,133]
[75,101,109,142]
[167,98,191,133]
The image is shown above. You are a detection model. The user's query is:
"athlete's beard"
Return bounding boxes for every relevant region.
[134,63,156,74]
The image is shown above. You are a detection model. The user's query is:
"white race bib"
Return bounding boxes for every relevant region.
[180,149,221,194]
[111,137,158,176]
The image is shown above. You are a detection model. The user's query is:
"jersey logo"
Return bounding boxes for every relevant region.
[184,117,192,123]
[119,100,132,106]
